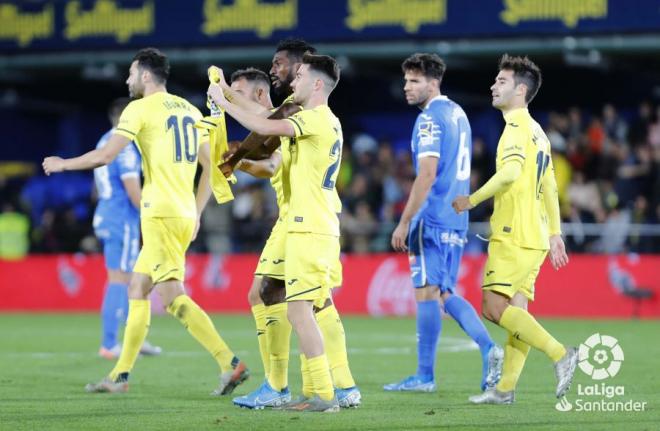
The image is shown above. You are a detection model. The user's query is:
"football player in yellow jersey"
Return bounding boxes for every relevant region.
[43,48,248,396]
[218,42,359,410]
[452,54,577,404]
[210,53,343,412]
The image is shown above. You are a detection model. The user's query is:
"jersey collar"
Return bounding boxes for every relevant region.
[423,94,448,110]
[503,108,529,123]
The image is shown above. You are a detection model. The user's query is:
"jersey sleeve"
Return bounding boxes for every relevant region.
[117,144,141,179]
[285,110,318,138]
[115,101,143,141]
[415,114,441,159]
[497,125,527,166]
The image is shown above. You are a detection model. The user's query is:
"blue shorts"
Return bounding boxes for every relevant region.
[407,219,466,292]
[95,221,140,272]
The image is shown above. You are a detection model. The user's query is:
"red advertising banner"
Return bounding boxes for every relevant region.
[1,254,658,318]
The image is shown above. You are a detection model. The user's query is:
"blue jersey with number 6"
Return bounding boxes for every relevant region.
[410,95,471,230]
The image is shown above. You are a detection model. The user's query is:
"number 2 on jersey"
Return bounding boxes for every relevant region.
[167,115,197,163]
[322,140,342,189]
[535,150,550,198]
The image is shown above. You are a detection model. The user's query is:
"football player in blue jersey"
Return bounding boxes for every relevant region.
[384,54,503,393]
[93,98,161,359]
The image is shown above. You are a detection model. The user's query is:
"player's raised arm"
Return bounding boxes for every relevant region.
[208,66,272,117]
[219,103,300,177]
[209,84,295,137]
[43,133,131,175]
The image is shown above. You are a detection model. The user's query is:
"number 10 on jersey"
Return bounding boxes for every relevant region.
[167,115,197,163]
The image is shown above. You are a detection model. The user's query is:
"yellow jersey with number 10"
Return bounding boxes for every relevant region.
[114,92,207,219]
[284,105,342,237]
[490,108,552,250]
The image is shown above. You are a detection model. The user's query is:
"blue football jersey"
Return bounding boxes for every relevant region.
[410,95,471,229]
[93,129,141,236]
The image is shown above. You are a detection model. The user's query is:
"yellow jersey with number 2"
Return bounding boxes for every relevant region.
[284,105,342,237]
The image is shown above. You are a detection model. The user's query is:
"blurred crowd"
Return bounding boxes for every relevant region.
[1,101,660,258]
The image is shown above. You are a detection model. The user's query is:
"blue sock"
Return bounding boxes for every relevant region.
[416,300,441,380]
[444,295,494,387]
[100,282,128,349]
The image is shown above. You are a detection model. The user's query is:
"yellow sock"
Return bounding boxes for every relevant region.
[499,306,566,363]
[306,354,335,401]
[299,354,314,398]
[497,331,530,392]
[251,304,269,379]
[316,305,355,389]
[167,295,235,373]
[109,299,150,380]
[265,303,291,391]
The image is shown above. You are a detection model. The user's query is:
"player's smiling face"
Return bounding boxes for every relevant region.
[270,50,296,95]
[403,70,435,107]
[126,61,144,99]
[491,69,517,110]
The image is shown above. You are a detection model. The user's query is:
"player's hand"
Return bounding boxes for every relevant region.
[218,161,234,178]
[42,156,65,176]
[207,83,228,108]
[192,217,201,241]
[452,196,474,214]
[549,234,569,270]
[391,221,409,252]
[221,140,241,162]
[208,66,229,89]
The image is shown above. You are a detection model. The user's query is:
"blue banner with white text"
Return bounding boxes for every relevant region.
[1,0,659,52]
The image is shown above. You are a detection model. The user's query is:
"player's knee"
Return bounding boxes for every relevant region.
[481,299,502,323]
[415,285,439,302]
[259,277,285,306]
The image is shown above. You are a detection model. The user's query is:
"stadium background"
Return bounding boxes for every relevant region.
[1,0,658,317]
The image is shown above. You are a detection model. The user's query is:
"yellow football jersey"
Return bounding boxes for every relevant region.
[284,105,342,236]
[490,108,553,250]
[271,94,297,217]
[115,92,207,219]
[269,152,287,215]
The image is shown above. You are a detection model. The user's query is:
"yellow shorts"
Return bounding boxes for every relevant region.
[133,217,195,283]
[254,217,286,280]
[482,240,548,301]
[284,232,339,302]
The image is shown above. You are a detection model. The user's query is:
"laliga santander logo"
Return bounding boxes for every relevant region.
[578,333,624,380]
[555,333,628,413]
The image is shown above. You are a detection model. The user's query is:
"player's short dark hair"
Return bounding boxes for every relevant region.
[276,37,317,62]
[108,97,130,121]
[401,53,446,83]
[133,47,169,84]
[230,67,270,89]
[498,53,542,104]
[302,53,340,89]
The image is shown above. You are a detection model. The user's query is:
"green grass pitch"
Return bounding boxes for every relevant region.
[1,314,657,430]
